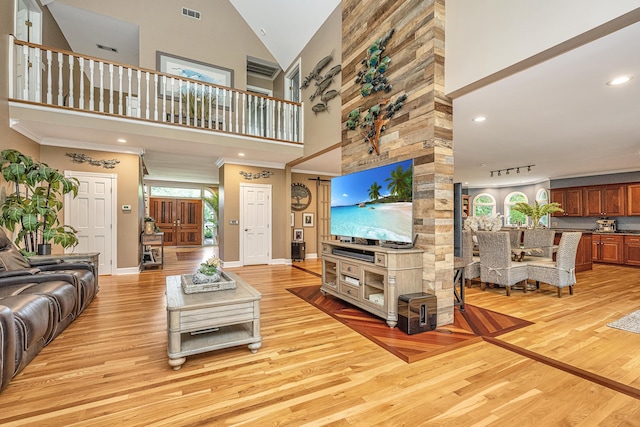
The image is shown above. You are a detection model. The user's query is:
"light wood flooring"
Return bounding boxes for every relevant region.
[1,247,640,426]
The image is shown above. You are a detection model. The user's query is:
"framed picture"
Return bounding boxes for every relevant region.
[303,213,314,227]
[156,51,234,102]
[293,228,304,241]
[291,212,295,227]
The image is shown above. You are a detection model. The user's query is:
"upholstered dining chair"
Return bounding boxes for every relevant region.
[476,231,529,296]
[526,231,582,297]
[522,229,556,258]
[461,231,480,286]
[507,229,522,248]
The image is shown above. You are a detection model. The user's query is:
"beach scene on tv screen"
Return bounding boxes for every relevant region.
[330,159,413,243]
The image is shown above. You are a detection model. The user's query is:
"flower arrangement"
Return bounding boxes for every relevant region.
[463,214,503,232]
[198,255,222,276]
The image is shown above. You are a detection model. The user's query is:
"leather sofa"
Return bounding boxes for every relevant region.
[0,230,98,392]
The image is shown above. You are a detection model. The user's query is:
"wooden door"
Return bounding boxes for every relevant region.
[150,198,177,245]
[176,199,202,245]
[149,198,203,246]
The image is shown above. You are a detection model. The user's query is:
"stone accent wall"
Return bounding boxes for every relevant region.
[341,0,454,325]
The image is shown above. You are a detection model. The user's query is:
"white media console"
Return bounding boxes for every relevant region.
[320,240,423,328]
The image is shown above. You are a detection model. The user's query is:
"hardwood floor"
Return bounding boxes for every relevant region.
[1,248,639,426]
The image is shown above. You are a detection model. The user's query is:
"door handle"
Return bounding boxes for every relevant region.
[245,228,248,232]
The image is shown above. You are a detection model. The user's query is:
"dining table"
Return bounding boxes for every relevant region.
[511,244,558,262]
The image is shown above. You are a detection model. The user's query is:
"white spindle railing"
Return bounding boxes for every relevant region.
[9,38,303,144]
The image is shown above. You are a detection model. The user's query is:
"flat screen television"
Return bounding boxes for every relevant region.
[330,159,414,244]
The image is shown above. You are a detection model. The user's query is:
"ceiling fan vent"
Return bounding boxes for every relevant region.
[182,7,201,20]
[247,56,281,80]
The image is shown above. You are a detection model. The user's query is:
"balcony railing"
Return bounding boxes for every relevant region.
[8,37,303,144]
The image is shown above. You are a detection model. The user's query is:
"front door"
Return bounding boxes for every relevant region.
[64,171,116,275]
[241,184,271,265]
[149,198,202,246]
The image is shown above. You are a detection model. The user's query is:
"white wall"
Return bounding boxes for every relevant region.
[445,0,640,94]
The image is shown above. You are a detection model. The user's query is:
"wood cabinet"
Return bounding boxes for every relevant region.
[554,232,592,272]
[624,235,640,266]
[592,234,624,264]
[627,184,640,216]
[550,188,583,216]
[320,241,423,328]
[583,185,626,217]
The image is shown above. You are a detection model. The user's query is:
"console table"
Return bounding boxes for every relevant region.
[165,273,262,370]
[320,240,423,328]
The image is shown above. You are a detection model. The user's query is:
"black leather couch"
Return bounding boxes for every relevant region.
[0,230,98,392]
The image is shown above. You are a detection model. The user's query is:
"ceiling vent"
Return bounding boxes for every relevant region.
[97,44,118,53]
[182,7,201,20]
[247,56,281,81]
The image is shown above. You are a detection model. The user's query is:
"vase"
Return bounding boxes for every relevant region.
[37,243,52,255]
[192,271,221,284]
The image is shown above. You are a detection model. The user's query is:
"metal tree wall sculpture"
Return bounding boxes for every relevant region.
[346,29,407,155]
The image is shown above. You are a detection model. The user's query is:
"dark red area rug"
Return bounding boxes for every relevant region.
[287,285,533,363]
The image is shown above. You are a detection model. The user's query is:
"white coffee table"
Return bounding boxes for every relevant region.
[165,272,262,370]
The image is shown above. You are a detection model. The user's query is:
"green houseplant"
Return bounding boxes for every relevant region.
[511,201,564,228]
[0,149,79,255]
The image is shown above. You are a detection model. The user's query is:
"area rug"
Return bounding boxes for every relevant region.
[607,310,640,334]
[287,285,533,363]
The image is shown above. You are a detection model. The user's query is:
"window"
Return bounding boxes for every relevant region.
[504,192,528,226]
[149,186,201,198]
[536,189,550,227]
[473,193,496,216]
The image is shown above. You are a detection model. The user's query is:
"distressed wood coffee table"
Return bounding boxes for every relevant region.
[165,272,262,370]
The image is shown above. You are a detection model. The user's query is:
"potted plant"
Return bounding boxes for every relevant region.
[203,191,219,245]
[0,149,79,255]
[511,201,564,228]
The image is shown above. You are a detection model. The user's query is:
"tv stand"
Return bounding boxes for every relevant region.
[321,240,423,328]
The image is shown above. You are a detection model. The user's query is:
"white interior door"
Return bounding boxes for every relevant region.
[15,0,43,102]
[65,171,117,275]
[240,183,272,265]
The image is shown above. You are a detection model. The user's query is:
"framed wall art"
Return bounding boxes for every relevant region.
[156,51,234,101]
[293,228,304,241]
[303,213,314,227]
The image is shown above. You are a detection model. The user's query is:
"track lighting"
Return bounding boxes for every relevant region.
[490,164,535,178]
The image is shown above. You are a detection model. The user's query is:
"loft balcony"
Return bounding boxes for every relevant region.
[7,38,305,179]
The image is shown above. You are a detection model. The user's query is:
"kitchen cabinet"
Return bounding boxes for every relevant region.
[550,188,583,216]
[583,185,626,217]
[592,234,623,264]
[627,184,640,216]
[624,235,640,266]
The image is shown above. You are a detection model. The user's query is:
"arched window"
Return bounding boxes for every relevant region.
[536,189,550,227]
[473,193,496,216]
[504,192,528,226]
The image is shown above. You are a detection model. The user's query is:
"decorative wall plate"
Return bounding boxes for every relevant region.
[291,183,312,211]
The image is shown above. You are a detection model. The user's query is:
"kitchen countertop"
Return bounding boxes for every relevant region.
[551,228,640,235]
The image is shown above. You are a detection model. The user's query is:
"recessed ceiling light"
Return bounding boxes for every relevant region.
[238,152,245,157]
[607,76,632,86]
[117,138,127,143]
[472,116,486,123]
